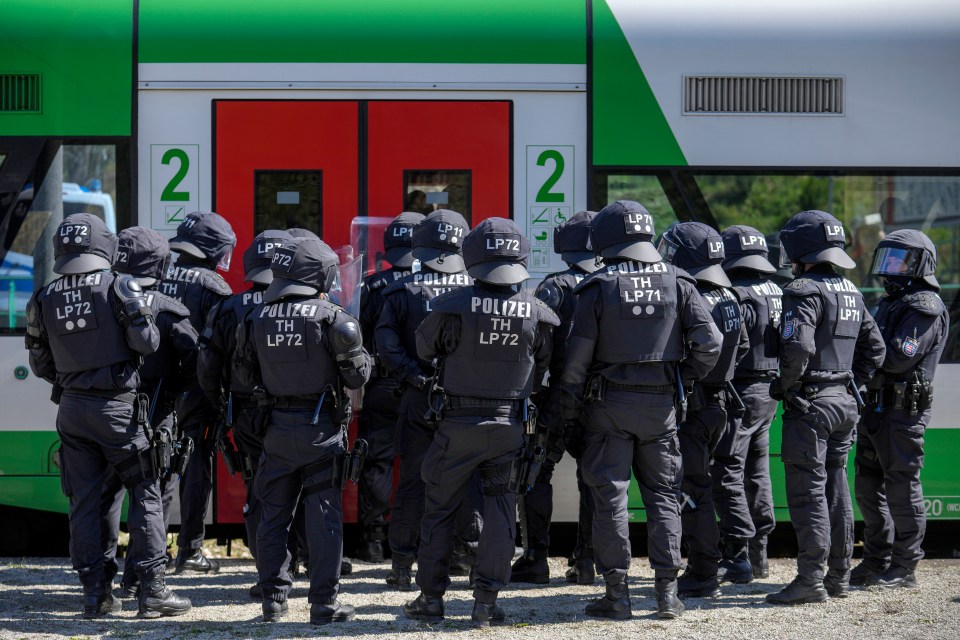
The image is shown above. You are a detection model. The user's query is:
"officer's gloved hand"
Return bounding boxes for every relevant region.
[406,372,431,393]
[769,377,785,402]
[562,421,586,459]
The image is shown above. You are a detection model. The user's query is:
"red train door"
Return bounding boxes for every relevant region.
[213,99,511,525]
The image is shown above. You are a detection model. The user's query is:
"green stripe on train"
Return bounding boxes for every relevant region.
[0,0,132,136]
[139,0,586,65]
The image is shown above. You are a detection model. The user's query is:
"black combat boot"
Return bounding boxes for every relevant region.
[749,538,769,579]
[585,580,631,620]
[654,577,684,620]
[824,568,850,598]
[717,539,754,584]
[877,564,918,589]
[386,564,413,591]
[357,540,385,563]
[565,558,597,585]
[248,583,262,599]
[310,600,356,624]
[118,579,140,600]
[765,575,828,605]
[677,570,721,598]
[341,559,353,576]
[82,580,122,619]
[173,548,220,575]
[261,594,289,622]
[403,593,444,622]
[849,561,886,587]
[472,600,506,627]
[510,548,549,584]
[138,576,192,618]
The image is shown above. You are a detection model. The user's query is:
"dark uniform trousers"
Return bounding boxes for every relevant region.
[712,378,778,544]
[357,376,399,540]
[582,390,683,583]
[520,396,594,559]
[389,386,482,568]
[854,406,928,571]
[58,391,166,587]
[679,388,728,577]
[416,417,524,601]
[106,403,177,589]
[256,408,344,604]
[176,396,216,553]
[782,384,859,579]
[232,403,263,557]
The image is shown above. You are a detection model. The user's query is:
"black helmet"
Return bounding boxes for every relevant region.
[287,228,320,240]
[871,229,940,291]
[264,236,340,303]
[53,213,117,275]
[589,200,661,262]
[721,225,776,274]
[243,230,291,285]
[463,217,530,285]
[114,227,172,286]
[169,211,237,271]
[779,210,855,269]
[411,209,469,274]
[383,212,426,268]
[658,221,731,287]
[555,210,600,273]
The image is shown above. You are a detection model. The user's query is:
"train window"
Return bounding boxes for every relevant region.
[1,143,121,334]
[403,170,471,224]
[254,170,323,236]
[591,172,680,235]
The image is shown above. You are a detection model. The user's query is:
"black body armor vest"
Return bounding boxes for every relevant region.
[436,287,553,400]
[41,271,133,373]
[252,296,341,397]
[874,289,948,381]
[700,285,743,385]
[140,291,191,381]
[789,273,865,372]
[578,261,686,364]
[732,277,782,374]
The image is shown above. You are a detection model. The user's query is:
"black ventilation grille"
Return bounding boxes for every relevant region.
[684,76,843,115]
[1,74,42,113]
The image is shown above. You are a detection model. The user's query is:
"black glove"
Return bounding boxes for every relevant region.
[406,373,431,393]
[769,377,785,401]
[562,421,586,459]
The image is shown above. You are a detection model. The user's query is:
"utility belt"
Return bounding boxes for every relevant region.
[869,377,933,416]
[687,383,730,413]
[116,392,193,487]
[67,388,137,404]
[735,370,778,381]
[443,396,525,418]
[606,381,675,394]
[300,439,369,495]
[271,395,335,411]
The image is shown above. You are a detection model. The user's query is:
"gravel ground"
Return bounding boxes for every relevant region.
[1,556,959,640]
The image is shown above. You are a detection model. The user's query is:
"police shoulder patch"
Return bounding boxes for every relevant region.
[902,335,921,356]
[202,271,233,296]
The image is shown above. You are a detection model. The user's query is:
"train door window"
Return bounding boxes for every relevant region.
[592,172,680,235]
[403,170,471,224]
[254,170,322,236]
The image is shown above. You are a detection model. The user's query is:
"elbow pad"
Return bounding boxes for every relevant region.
[330,317,367,372]
[114,274,154,328]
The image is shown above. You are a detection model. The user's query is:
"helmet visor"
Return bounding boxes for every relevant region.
[216,245,235,272]
[871,246,921,277]
[779,240,792,269]
[656,234,680,263]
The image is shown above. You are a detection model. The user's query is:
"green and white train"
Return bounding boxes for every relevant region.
[1,0,959,548]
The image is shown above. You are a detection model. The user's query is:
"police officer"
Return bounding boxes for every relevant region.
[403,217,559,626]
[160,211,235,573]
[234,236,371,624]
[197,229,290,596]
[26,214,190,618]
[106,227,199,598]
[511,210,601,585]
[356,212,424,562]
[375,209,481,590]
[561,202,722,620]
[658,221,749,598]
[852,230,948,589]
[713,225,782,582]
[768,210,885,604]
